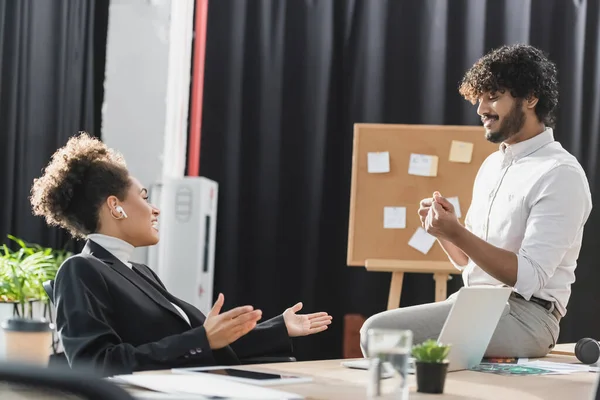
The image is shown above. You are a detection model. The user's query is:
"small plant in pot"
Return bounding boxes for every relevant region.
[0,235,67,315]
[0,235,70,358]
[411,339,451,394]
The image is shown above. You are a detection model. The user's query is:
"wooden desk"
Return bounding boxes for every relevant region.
[550,342,576,356]
[131,350,596,399]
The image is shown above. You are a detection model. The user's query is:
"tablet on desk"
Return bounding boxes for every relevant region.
[171,366,313,386]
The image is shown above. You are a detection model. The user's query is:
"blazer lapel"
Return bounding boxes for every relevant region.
[131,263,206,327]
[83,240,189,325]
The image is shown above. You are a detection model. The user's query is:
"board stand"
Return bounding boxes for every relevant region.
[365,259,458,310]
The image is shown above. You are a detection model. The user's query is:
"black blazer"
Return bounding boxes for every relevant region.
[54,240,292,376]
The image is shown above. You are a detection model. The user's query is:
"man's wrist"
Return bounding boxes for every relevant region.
[446,222,468,244]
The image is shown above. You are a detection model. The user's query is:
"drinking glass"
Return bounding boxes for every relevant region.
[366,328,413,399]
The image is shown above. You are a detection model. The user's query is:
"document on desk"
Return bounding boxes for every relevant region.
[523,361,596,374]
[131,392,222,400]
[110,374,304,399]
[470,364,556,375]
[473,360,593,375]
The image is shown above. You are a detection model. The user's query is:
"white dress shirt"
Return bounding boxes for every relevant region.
[87,233,192,326]
[454,128,592,317]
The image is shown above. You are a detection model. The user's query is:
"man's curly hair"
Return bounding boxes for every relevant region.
[30,132,131,239]
[458,44,559,127]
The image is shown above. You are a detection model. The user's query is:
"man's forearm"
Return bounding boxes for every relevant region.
[448,226,518,286]
[438,238,469,268]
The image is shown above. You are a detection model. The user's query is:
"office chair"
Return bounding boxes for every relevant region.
[43,280,54,302]
[0,362,134,400]
[42,280,295,365]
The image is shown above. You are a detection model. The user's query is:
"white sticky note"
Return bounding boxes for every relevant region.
[449,140,474,163]
[408,154,438,177]
[383,207,406,229]
[408,227,437,254]
[447,196,462,219]
[367,152,390,173]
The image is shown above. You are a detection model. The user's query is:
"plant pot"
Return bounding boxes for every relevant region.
[415,361,449,394]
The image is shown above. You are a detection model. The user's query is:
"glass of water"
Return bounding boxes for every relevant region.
[366,328,413,398]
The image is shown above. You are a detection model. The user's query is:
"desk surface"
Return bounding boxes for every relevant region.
[0,343,590,399]
[132,348,596,400]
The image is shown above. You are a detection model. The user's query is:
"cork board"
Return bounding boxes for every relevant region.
[347,123,498,267]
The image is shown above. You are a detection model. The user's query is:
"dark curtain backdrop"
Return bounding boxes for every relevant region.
[0,0,109,252]
[201,0,600,361]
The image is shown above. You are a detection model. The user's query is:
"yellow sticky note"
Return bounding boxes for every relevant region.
[408,154,438,177]
[449,140,474,163]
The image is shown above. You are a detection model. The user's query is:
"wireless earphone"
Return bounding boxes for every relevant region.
[115,205,128,218]
[575,338,600,365]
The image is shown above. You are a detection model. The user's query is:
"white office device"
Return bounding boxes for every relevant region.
[439,286,512,371]
[147,177,218,315]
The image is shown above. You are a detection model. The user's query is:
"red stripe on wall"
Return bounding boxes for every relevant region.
[187,0,208,176]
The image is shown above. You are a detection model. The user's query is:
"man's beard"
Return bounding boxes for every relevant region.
[485,99,526,144]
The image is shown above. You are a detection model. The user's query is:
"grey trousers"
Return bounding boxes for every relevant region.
[360,292,560,358]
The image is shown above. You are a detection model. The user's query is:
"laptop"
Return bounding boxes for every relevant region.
[342,286,512,373]
[440,286,511,371]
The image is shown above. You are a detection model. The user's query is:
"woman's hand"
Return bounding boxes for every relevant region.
[283,302,332,337]
[204,293,262,349]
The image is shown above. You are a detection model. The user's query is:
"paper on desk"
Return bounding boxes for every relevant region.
[367,152,390,173]
[446,196,462,219]
[383,207,406,229]
[110,374,303,399]
[408,154,438,177]
[470,364,556,375]
[523,361,594,374]
[473,360,593,375]
[131,392,220,400]
[408,227,436,254]
[481,357,529,364]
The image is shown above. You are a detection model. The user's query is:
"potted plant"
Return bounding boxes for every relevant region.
[411,339,451,394]
[0,235,71,354]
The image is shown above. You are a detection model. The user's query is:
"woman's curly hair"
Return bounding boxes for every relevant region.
[30,132,131,238]
[458,44,559,127]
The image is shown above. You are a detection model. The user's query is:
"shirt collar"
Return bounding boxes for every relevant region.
[86,233,134,268]
[500,128,554,162]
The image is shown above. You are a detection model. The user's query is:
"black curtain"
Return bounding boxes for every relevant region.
[0,0,110,251]
[201,0,600,361]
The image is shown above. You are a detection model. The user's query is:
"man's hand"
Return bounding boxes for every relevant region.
[424,191,463,241]
[418,197,433,228]
[282,302,332,337]
[204,293,263,349]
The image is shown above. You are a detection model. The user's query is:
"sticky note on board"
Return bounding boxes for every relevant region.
[408,227,437,254]
[383,207,406,229]
[447,196,462,219]
[408,154,438,177]
[367,152,390,173]
[449,140,474,163]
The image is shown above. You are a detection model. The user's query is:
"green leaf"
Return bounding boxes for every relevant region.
[411,339,451,363]
[0,235,69,306]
